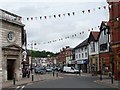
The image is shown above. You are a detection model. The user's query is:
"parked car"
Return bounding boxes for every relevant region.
[46,67,52,72]
[63,66,79,73]
[35,67,46,74]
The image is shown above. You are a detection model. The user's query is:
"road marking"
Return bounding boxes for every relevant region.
[19,85,25,90]
[15,86,20,90]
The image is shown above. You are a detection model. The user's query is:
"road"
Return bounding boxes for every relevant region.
[21,73,118,89]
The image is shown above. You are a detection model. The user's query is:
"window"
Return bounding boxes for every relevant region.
[100,43,107,51]
[81,48,83,51]
[76,55,78,59]
[79,54,81,58]
[82,53,84,58]
[85,47,87,51]
[85,53,87,57]
[91,42,95,52]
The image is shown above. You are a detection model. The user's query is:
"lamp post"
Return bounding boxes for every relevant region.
[30,41,36,81]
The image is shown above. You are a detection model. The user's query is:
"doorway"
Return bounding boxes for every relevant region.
[7,59,15,80]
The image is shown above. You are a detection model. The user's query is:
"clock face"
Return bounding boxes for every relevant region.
[7,31,15,42]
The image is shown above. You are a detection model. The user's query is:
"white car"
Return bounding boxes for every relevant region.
[63,66,79,73]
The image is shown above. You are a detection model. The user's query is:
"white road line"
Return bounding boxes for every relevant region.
[20,85,25,90]
[15,86,20,90]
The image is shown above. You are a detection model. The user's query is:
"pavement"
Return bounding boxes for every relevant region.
[2,72,62,89]
[80,73,120,89]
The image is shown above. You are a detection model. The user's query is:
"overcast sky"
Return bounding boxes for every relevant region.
[0,0,109,53]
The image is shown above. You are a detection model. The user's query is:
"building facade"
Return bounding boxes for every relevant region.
[56,46,72,67]
[88,31,99,73]
[74,38,89,73]
[107,1,120,80]
[98,21,111,74]
[0,9,25,82]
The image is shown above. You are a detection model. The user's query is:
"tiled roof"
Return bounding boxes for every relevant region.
[92,31,99,41]
[74,38,88,49]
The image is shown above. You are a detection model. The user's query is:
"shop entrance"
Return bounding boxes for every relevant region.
[7,59,15,80]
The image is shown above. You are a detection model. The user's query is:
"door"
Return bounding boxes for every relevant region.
[7,60,15,80]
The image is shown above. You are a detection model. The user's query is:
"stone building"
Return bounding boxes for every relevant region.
[0,9,26,82]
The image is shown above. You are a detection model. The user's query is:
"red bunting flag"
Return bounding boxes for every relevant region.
[44,16,47,19]
[103,6,106,9]
[31,17,33,20]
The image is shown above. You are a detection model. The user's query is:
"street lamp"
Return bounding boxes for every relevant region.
[30,41,36,81]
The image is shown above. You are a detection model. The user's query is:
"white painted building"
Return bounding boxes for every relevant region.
[88,31,99,73]
[74,38,89,73]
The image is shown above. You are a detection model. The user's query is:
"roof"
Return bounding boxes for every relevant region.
[92,31,99,40]
[97,21,109,40]
[74,38,88,49]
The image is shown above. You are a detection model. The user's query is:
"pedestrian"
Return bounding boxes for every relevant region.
[26,68,30,78]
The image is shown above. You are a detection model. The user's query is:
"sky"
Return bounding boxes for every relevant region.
[0,0,110,53]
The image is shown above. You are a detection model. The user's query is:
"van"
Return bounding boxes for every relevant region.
[63,66,79,73]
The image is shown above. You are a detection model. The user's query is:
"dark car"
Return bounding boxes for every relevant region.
[35,67,46,74]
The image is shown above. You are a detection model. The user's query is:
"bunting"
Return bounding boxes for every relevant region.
[27,26,100,46]
[20,5,108,21]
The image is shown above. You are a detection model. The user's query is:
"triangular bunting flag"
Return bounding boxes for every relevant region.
[44,16,47,19]
[68,13,70,16]
[54,15,56,18]
[82,10,85,13]
[49,16,51,18]
[31,17,33,20]
[58,14,61,17]
[40,17,42,19]
[88,10,90,13]
[27,18,29,20]
[72,12,75,15]
[104,6,106,9]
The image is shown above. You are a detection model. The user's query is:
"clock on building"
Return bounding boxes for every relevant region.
[7,31,16,42]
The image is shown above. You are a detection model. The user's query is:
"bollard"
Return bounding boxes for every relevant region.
[32,74,34,81]
[13,77,15,85]
[56,72,58,77]
[53,71,55,77]
[111,75,113,84]
[100,74,102,80]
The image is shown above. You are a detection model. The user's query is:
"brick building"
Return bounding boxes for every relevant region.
[107,1,120,80]
[56,46,72,67]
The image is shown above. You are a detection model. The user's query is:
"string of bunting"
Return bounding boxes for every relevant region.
[27,25,100,46]
[23,5,108,21]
